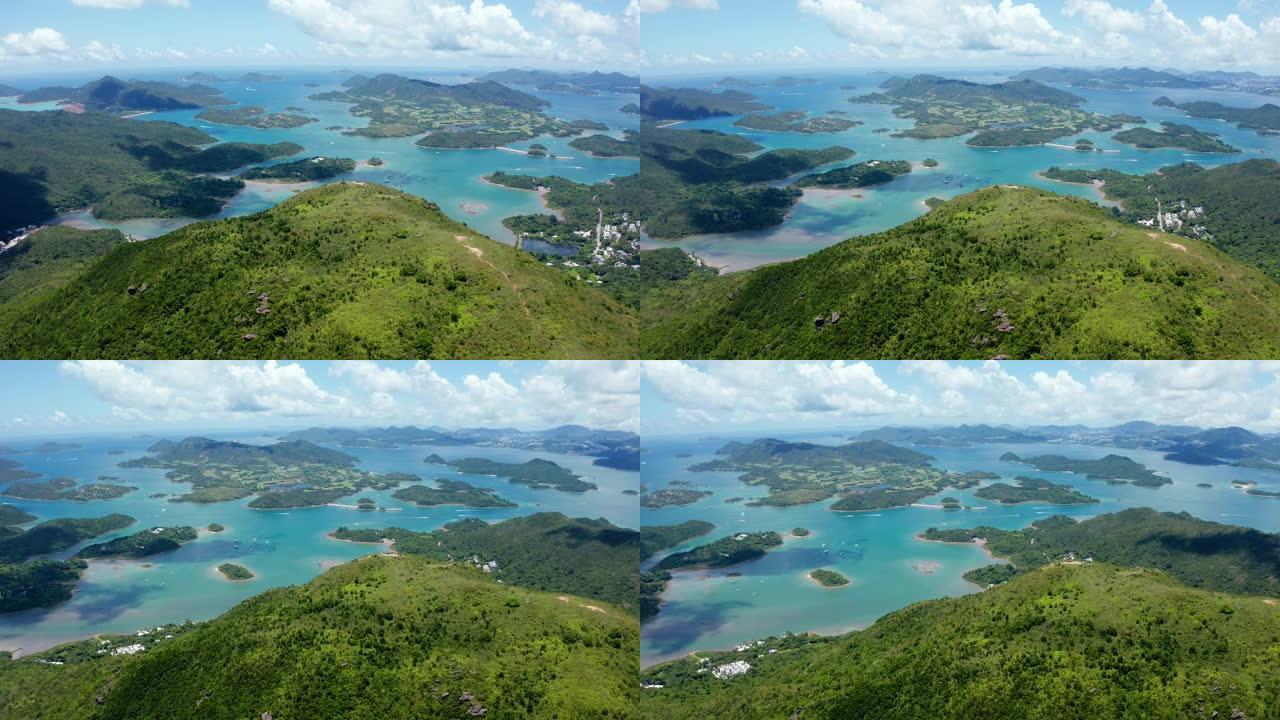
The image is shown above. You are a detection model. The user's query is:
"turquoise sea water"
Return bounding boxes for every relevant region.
[0,431,638,655]
[640,432,1280,666]
[640,71,1280,270]
[4,69,638,244]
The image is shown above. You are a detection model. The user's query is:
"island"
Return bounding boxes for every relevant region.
[568,131,639,158]
[1111,122,1239,153]
[850,74,1142,146]
[973,476,1100,504]
[391,479,516,508]
[240,157,356,183]
[3,478,136,501]
[442,458,596,493]
[0,514,135,563]
[920,508,1280,594]
[1154,96,1280,135]
[0,504,37,527]
[216,562,254,581]
[0,558,90,613]
[640,520,716,559]
[195,106,315,129]
[17,75,231,112]
[310,73,595,147]
[640,488,712,508]
[76,526,197,559]
[642,531,783,621]
[792,160,912,189]
[791,527,811,537]
[1000,452,1169,486]
[690,438,954,509]
[639,85,771,120]
[734,111,862,133]
[206,523,224,533]
[120,437,409,507]
[367,157,384,166]
[808,569,850,587]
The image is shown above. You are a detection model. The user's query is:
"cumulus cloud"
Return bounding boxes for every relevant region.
[1063,0,1144,33]
[534,0,619,35]
[2,28,70,57]
[644,361,1280,433]
[48,361,637,433]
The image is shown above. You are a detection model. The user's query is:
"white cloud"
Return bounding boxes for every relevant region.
[533,0,618,35]
[267,0,555,59]
[1064,0,1144,33]
[2,28,70,57]
[81,40,126,62]
[48,361,638,433]
[645,361,1280,433]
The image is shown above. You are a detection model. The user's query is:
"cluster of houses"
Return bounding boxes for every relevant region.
[1136,200,1211,238]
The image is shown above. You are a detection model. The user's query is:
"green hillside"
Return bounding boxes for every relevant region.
[642,186,1280,359]
[639,563,1280,719]
[0,556,638,720]
[0,227,127,306]
[0,183,637,359]
[332,512,639,613]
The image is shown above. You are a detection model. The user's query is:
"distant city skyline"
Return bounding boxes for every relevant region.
[641,361,1280,434]
[0,361,639,437]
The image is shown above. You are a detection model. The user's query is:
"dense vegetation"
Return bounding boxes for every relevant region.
[0,505,36,528]
[1112,122,1239,153]
[0,556,638,719]
[0,183,638,358]
[639,563,1280,719]
[809,569,849,587]
[441,458,597,492]
[734,111,861,133]
[0,514,134,563]
[0,559,88,613]
[652,532,783,572]
[640,521,716,559]
[1155,97,1280,134]
[240,157,356,182]
[640,488,711,508]
[639,86,771,119]
[641,186,1280,359]
[332,512,638,613]
[17,76,231,111]
[216,562,253,581]
[391,479,517,507]
[973,476,1099,504]
[76,526,197,559]
[195,106,315,129]
[792,160,912,189]
[1002,452,1168,485]
[2,478,135,501]
[921,508,1280,598]
[1041,160,1280,282]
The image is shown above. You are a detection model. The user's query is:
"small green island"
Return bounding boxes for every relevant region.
[366,157,384,166]
[1112,122,1239,153]
[76,526,197,559]
[809,568,850,587]
[974,476,1100,504]
[791,527,811,537]
[240,157,356,183]
[195,106,316,129]
[640,488,712,508]
[921,158,939,167]
[442,458,596,493]
[216,562,254,581]
[206,523,224,532]
[734,110,862,134]
[1001,452,1168,486]
[793,160,912,189]
[391,479,516,508]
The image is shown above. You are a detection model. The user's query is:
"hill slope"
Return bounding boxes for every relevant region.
[0,183,637,358]
[640,563,1280,719]
[642,186,1280,359]
[0,556,638,720]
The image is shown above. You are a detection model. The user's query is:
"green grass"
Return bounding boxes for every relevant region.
[642,186,1280,359]
[639,563,1280,719]
[0,182,637,358]
[0,556,638,720]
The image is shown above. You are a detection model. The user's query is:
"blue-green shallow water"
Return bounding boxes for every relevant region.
[0,431,638,655]
[4,69,637,244]
[641,71,1280,270]
[640,431,1280,666]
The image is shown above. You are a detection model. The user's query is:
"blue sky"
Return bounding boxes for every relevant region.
[0,361,639,438]
[642,0,1280,73]
[0,0,640,74]
[641,361,1280,436]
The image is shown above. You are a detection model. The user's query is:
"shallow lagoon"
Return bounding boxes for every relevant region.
[3,69,637,245]
[0,430,638,654]
[640,71,1280,270]
[640,431,1280,666]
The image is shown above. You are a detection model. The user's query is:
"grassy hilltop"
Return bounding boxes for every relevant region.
[642,186,1280,359]
[0,182,637,359]
[0,556,639,720]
